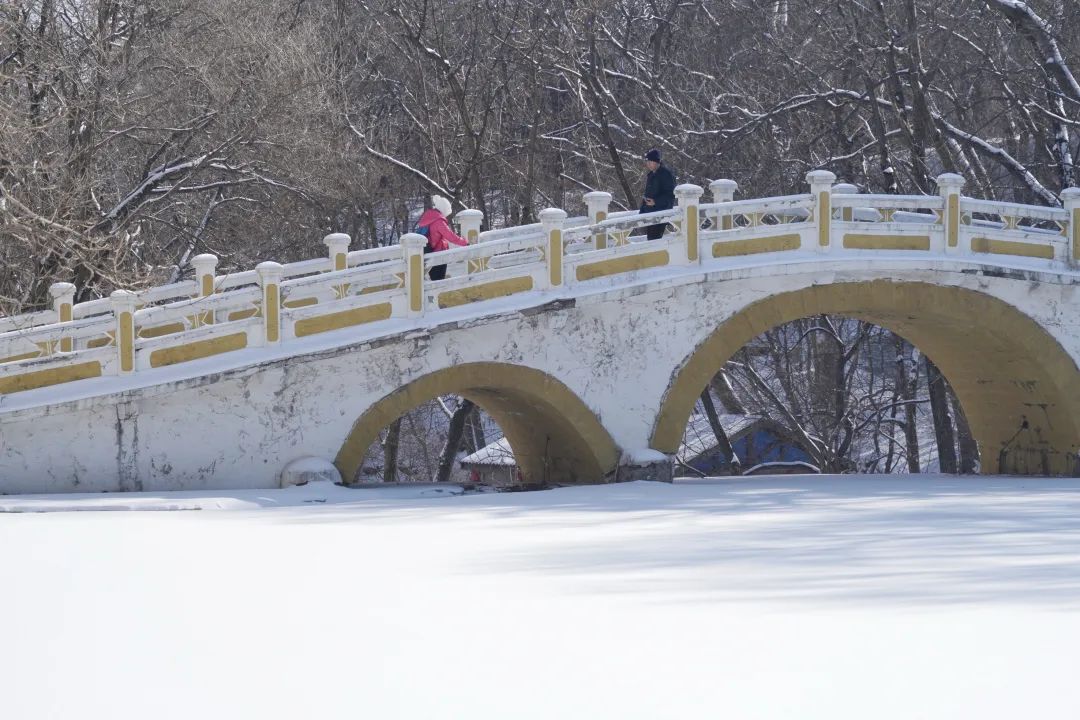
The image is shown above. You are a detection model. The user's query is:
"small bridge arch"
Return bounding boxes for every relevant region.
[335,362,619,485]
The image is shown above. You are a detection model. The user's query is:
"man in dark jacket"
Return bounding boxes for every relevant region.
[640,148,676,240]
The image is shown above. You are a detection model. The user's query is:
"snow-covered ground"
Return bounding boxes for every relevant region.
[3,475,1079,719]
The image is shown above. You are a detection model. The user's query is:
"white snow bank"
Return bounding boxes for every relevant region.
[0,481,467,513]
[279,456,342,487]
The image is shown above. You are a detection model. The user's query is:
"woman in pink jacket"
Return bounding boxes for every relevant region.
[417,195,468,280]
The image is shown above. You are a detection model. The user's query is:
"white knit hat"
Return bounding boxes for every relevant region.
[431,195,452,217]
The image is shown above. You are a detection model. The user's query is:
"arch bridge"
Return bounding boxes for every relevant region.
[2,172,1079,492]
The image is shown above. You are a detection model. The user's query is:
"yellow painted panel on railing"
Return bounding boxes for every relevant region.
[138,322,186,339]
[712,234,800,258]
[1073,209,1080,262]
[0,350,42,365]
[264,285,280,344]
[686,206,699,262]
[359,282,399,295]
[228,308,261,322]
[87,332,115,349]
[948,194,960,247]
[283,297,319,309]
[843,234,931,251]
[438,277,534,309]
[0,361,101,395]
[818,191,831,247]
[548,229,563,287]
[119,311,135,373]
[294,303,392,337]
[409,255,423,313]
[576,250,669,282]
[149,332,248,368]
[59,302,72,353]
[971,237,1054,260]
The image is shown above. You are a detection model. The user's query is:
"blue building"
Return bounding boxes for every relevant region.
[679,414,813,476]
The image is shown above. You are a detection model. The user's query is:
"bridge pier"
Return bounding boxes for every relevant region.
[614,450,674,483]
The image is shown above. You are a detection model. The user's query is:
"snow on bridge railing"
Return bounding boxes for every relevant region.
[2,173,1080,398]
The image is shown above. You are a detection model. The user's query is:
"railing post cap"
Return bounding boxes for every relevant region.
[322,233,351,248]
[191,253,218,269]
[936,172,966,189]
[539,207,568,223]
[1060,187,1080,202]
[833,182,859,194]
[454,208,484,221]
[806,169,837,185]
[255,261,284,276]
[109,289,138,308]
[674,183,704,199]
[401,233,428,250]
[583,191,613,202]
[709,178,738,192]
[48,282,76,298]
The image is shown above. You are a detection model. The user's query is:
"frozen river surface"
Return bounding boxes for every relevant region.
[2,475,1079,719]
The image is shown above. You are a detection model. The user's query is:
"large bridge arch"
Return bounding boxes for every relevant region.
[651,280,1080,475]
[335,362,620,484]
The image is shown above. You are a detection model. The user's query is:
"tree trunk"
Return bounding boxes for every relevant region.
[383,417,402,483]
[924,357,957,473]
[434,399,476,483]
[711,370,746,414]
[950,386,980,474]
[700,389,741,473]
[895,339,921,473]
[465,406,486,454]
[884,387,900,473]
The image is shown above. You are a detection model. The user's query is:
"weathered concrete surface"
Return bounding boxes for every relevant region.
[2,258,1079,492]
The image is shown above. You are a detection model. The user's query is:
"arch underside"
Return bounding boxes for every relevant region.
[335,363,619,485]
[653,280,1080,475]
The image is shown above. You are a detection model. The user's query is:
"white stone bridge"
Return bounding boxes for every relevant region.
[2,172,1080,493]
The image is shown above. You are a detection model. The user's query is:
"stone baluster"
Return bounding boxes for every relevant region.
[455,209,484,274]
[191,253,218,327]
[675,184,704,264]
[323,233,351,299]
[1061,187,1080,265]
[708,179,738,230]
[583,191,612,250]
[806,170,837,251]
[49,282,76,353]
[455,209,484,245]
[937,173,966,254]
[401,233,428,317]
[110,290,138,375]
[539,208,567,289]
[256,262,284,345]
[323,233,351,272]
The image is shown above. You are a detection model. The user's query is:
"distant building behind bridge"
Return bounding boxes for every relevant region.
[459,413,813,486]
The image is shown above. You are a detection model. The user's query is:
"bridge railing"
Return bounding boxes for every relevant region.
[2,172,1080,397]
